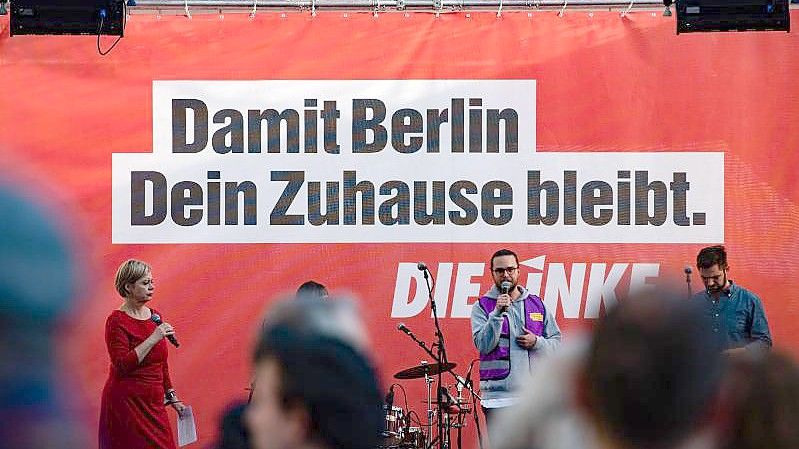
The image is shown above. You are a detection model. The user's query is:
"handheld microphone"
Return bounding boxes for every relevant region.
[499,281,512,312]
[150,313,180,347]
[417,262,427,272]
[684,265,693,297]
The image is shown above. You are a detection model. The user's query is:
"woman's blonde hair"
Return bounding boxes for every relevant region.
[114,259,151,298]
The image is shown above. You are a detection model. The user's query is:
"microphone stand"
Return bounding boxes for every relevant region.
[398,325,481,400]
[398,324,483,449]
[421,266,446,449]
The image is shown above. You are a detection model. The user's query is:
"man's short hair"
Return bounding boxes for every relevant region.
[697,245,728,270]
[585,291,724,449]
[253,324,383,449]
[296,281,328,299]
[490,249,519,269]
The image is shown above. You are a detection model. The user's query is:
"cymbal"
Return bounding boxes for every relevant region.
[393,362,457,379]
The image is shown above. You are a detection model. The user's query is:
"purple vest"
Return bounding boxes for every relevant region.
[477,293,547,381]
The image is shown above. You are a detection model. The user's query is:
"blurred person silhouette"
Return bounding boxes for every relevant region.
[217,401,251,449]
[0,183,89,449]
[492,289,726,449]
[245,296,383,449]
[720,350,799,449]
[218,296,375,449]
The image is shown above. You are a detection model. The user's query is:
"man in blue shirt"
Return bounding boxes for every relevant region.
[693,245,772,355]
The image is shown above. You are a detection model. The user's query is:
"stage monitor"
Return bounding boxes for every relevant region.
[10,0,125,36]
[676,0,790,33]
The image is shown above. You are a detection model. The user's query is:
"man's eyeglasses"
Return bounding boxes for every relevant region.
[493,266,519,275]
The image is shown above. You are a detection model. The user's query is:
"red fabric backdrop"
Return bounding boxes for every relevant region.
[1,11,798,448]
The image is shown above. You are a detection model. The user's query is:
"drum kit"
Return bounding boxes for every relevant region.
[381,265,482,449]
[381,360,478,449]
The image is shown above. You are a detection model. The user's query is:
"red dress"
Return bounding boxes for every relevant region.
[99,309,177,449]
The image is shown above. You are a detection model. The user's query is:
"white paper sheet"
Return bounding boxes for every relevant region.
[177,406,198,447]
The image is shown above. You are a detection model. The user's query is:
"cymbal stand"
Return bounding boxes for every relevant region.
[423,363,434,449]
[396,325,482,401]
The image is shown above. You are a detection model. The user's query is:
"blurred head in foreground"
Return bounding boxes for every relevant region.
[246,297,382,449]
[721,350,799,449]
[582,289,725,449]
[0,183,88,449]
[296,281,329,300]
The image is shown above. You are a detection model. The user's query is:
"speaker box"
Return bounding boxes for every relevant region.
[10,1,125,36]
[676,0,790,33]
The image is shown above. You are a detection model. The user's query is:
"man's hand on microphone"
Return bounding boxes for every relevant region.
[496,294,511,312]
[516,328,537,349]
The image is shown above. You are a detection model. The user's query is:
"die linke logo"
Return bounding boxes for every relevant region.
[391,256,660,319]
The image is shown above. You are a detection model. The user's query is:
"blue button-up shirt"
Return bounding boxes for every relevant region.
[692,281,772,351]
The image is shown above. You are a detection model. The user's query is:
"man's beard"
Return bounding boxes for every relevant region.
[496,279,517,291]
[707,272,727,293]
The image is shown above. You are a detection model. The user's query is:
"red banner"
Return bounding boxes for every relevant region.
[1,11,798,448]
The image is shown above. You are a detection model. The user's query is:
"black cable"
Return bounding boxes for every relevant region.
[408,410,423,427]
[97,6,124,56]
[392,383,410,414]
[467,359,484,449]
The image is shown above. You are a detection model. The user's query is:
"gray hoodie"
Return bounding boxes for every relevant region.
[470,284,562,405]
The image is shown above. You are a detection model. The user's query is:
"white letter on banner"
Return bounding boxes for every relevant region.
[428,263,454,318]
[450,263,485,318]
[584,263,627,319]
[522,255,546,297]
[543,263,587,319]
[629,263,660,294]
[391,263,428,318]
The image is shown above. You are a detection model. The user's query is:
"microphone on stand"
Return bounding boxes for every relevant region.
[463,359,475,388]
[454,360,476,403]
[684,265,693,298]
[417,261,431,283]
[455,375,466,401]
[397,323,413,337]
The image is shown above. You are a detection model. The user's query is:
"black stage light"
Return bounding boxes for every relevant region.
[10,0,125,36]
[676,0,790,33]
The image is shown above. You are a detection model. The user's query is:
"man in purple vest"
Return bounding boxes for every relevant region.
[470,249,562,429]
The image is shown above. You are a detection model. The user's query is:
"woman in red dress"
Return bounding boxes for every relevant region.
[99,259,186,449]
